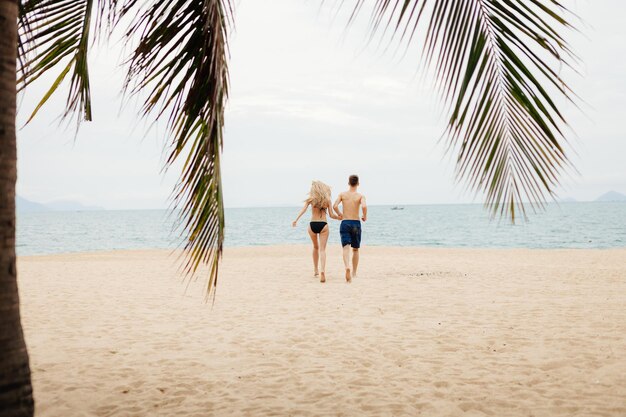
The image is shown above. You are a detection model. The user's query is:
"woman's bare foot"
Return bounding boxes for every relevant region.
[320,272,326,283]
[314,271,319,277]
[345,269,352,283]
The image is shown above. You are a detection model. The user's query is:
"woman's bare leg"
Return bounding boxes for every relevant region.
[318,225,329,282]
[308,226,319,276]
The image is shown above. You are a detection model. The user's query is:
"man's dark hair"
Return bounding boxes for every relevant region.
[349,175,359,186]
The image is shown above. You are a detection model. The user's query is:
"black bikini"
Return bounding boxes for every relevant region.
[310,221,327,234]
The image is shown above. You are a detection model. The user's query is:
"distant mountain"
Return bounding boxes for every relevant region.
[595,191,626,202]
[16,195,104,212]
[45,200,104,211]
[16,196,48,212]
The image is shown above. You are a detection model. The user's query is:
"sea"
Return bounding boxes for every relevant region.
[15,203,626,256]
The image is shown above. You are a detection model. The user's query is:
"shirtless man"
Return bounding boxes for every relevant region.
[333,174,367,282]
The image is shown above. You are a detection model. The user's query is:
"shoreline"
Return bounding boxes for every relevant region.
[16,243,626,259]
[18,246,626,416]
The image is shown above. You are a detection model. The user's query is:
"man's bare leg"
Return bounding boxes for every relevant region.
[352,248,359,278]
[308,227,319,276]
[342,244,352,282]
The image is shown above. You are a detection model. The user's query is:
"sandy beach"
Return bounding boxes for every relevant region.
[17,245,626,416]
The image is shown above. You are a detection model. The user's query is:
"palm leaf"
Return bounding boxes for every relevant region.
[347,0,578,221]
[17,0,232,297]
[18,0,96,124]
[116,0,232,297]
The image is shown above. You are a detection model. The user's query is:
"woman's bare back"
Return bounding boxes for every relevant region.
[310,204,328,221]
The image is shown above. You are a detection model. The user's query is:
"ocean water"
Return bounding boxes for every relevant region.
[16,203,626,256]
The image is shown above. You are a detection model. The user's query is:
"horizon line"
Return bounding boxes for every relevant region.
[18,200,625,213]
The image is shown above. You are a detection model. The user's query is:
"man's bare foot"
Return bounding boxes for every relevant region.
[345,269,352,283]
[320,272,326,283]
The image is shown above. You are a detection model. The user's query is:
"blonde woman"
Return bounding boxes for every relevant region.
[292,181,341,282]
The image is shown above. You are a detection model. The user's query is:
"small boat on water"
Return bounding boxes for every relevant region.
[391,206,404,210]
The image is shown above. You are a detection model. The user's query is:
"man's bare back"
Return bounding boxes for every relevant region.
[337,191,365,221]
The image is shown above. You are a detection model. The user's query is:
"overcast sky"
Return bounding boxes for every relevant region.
[16,0,626,209]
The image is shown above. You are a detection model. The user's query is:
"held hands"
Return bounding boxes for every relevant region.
[361,216,367,222]
[292,221,297,227]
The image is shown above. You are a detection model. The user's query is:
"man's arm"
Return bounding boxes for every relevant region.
[333,193,343,218]
[361,195,367,222]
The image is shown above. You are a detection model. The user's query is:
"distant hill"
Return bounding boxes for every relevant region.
[16,195,104,212]
[45,200,104,211]
[595,191,626,202]
[16,196,48,212]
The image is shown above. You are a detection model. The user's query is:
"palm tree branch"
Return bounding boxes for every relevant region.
[351,0,577,221]
[18,0,95,124]
[117,0,231,297]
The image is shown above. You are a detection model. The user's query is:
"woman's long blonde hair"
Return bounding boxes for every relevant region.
[306,181,331,210]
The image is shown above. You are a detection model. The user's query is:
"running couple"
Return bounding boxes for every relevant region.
[292,175,367,283]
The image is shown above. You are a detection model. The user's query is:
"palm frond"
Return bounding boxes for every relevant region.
[18,0,97,124]
[17,0,231,297]
[349,0,578,221]
[118,0,231,297]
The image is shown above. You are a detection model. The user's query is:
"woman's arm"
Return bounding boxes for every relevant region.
[333,193,343,219]
[292,202,309,227]
[328,198,340,220]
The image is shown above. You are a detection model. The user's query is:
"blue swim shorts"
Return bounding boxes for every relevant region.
[340,220,361,249]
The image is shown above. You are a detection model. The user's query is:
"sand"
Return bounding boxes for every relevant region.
[17,245,626,416]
